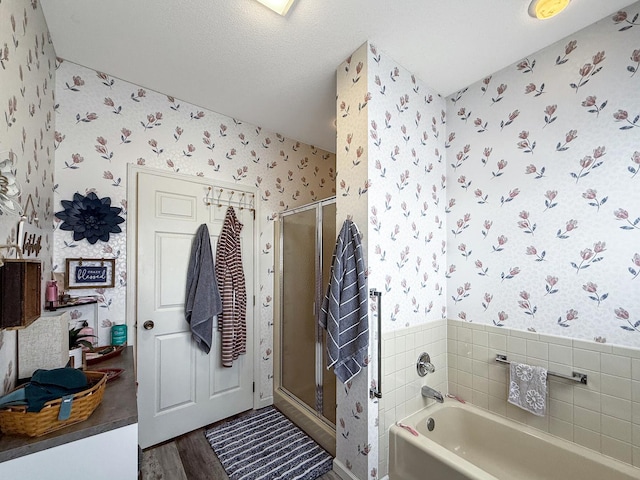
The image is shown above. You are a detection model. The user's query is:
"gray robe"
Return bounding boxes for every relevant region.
[185,224,222,353]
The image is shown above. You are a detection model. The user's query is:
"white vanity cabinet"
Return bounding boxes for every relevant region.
[0,424,138,479]
[0,347,139,479]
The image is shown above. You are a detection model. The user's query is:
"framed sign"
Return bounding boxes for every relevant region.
[65,258,115,289]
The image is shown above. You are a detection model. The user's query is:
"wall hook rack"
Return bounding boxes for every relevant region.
[203,186,256,217]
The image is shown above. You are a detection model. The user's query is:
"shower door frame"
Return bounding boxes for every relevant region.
[274,197,336,454]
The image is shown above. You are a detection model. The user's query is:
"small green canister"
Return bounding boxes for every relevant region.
[111,324,127,345]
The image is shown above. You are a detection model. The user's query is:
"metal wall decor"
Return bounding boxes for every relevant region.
[55,192,124,244]
[18,194,42,257]
[0,150,23,217]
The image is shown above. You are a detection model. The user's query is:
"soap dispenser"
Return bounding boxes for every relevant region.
[45,279,58,309]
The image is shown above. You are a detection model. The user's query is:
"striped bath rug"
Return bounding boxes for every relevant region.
[205,406,333,480]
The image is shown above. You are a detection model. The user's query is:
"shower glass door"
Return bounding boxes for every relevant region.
[280,198,336,427]
[281,207,316,410]
[320,201,336,424]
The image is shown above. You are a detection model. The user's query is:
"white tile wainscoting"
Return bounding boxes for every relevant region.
[377,320,448,478]
[447,318,640,469]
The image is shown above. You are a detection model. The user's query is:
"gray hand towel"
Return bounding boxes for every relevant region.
[186,224,222,353]
[508,361,547,416]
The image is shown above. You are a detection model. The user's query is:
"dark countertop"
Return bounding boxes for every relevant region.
[0,346,137,463]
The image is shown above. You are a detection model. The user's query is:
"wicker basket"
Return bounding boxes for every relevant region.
[0,371,107,437]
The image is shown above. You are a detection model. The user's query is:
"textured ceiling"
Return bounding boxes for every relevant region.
[40,0,634,153]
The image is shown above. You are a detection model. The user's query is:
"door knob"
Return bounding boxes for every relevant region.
[143,320,155,330]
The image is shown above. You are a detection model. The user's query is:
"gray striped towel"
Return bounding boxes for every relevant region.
[319,219,368,384]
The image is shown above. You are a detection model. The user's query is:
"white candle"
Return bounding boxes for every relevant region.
[17,215,26,255]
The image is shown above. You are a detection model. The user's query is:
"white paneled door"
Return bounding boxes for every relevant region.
[136,171,254,448]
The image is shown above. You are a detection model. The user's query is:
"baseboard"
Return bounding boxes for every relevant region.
[332,459,360,480]
[256,395,273,410]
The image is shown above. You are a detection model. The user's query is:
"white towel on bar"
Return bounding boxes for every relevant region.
[508,362,547,416]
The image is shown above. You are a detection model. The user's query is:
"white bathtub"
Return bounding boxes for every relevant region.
[389,400,640,480]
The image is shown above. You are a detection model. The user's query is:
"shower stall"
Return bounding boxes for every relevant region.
[274,197,337,455]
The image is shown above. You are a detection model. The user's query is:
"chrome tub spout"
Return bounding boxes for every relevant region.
[421,385,444,403]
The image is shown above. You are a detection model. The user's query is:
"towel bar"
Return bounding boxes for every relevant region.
[495,354,587,385]
[369,288,382,399]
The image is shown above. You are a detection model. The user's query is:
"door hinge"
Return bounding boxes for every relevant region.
[252,382,255,393]
[253,295,256,307]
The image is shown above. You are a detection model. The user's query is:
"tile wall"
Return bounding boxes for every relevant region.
[448,318,640,468]
[377,320,448,477]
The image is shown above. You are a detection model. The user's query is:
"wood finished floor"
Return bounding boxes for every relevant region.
[140,423,340,480]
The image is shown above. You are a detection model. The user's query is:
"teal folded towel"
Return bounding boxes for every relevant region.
[24,368,88,412]
[0,388,27,408]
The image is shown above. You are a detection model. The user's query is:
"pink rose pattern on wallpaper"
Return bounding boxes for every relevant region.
[0,0,57,395]
[53,59,335,400]
[364,46,448,332]
[336,41,449,479]
[336,44,379,480]
[445,9,640,348]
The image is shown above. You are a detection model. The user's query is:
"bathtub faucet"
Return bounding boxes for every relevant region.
[421,385,444,403]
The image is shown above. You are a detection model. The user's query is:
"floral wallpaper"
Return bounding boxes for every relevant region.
[445,6,640,348]
[365,44,447,479]
[364,46,448,334]
[335,42,376,480]
[53,59,335,401]
[334,39,448,480]
[0,0,56,395]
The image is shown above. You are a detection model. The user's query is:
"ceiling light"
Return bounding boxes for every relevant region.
[529,0,570,20]
[255,0,296,16]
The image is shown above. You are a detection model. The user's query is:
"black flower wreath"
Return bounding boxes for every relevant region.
[55,192,124,244]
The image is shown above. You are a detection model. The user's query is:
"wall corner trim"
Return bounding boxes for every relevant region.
[333,459,361,480]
